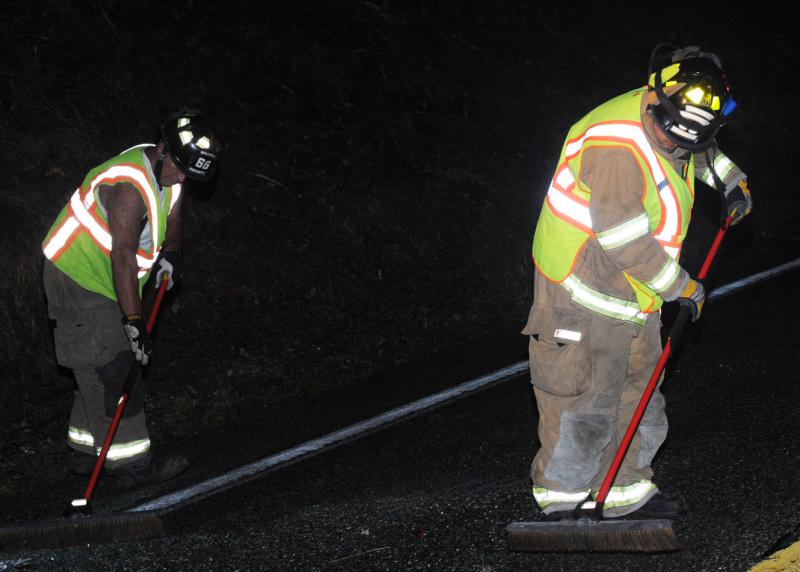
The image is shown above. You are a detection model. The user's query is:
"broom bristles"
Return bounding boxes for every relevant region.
[507,519,682,553]
[0,511,164,552]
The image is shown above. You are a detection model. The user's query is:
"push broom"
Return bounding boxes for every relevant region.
[0,275,170,552]
[507,216,733,553]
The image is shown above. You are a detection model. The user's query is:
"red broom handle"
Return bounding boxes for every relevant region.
[698,220,730,279]
[594,217,731,507]
[148,276,169,333]
[82,276,170,500]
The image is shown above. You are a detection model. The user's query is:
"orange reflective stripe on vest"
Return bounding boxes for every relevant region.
[544,165,593,233]
[44,164,163,278]
[42,145,178,300]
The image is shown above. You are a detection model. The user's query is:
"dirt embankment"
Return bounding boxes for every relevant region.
[0,2,545,488]
[1,2,796,492]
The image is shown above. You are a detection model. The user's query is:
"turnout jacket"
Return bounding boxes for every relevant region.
[528,87,745,327]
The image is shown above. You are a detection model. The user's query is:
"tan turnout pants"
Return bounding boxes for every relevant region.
[524,306,667,495]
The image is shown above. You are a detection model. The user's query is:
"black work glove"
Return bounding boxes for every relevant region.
[122,314,151,365]
[155,250,183,290]
[724,180,753,226]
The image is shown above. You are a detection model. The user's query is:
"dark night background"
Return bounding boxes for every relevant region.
[1,1,799,568]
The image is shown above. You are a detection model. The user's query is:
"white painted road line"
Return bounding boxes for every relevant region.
[131,257,800,513]
[131,361,530,512]
[707,257,800,301]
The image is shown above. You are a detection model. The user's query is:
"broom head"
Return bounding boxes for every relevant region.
[0,510,164,552]
[507,518,682,553]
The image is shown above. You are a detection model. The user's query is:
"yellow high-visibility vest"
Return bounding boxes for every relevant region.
[43,145,181,300]
[533,88,695,325]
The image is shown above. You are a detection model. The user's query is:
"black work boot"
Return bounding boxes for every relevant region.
[623,492,686,519]
[114,454,189,489]
[69,451,99,476]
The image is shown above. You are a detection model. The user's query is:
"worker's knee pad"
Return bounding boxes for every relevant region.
[97,351,145,418]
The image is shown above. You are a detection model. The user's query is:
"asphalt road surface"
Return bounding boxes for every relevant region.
[2,254,800,570]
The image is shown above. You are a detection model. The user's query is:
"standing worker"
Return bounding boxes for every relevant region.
[523,45,752,519]
[42,111,222,488]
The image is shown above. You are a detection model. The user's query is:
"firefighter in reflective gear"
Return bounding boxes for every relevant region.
[524,46,752,518]
[42,111,221,488]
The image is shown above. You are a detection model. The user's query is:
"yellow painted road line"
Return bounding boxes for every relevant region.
[750,539,800,571]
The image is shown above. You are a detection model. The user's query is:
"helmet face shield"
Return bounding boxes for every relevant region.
[161,114,222,181]
[647,46,734,150]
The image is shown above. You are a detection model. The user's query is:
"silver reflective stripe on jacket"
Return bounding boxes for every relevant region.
[700,151,746,192]
[645,257,682,294]
[595,212,651,250]
[561,275,648,326]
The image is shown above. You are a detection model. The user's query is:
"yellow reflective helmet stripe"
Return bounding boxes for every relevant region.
[648,62,681,88]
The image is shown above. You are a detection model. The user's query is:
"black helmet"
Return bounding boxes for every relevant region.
[160,112,222,181]
[646,44,737,150]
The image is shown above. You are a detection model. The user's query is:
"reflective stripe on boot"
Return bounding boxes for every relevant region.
[68,424,151,467]
[601,479,658,517]
[102,438,152,462]
[68,425,95,448]
[532,485,592,515]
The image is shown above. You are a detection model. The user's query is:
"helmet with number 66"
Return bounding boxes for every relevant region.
[160,113,222,181]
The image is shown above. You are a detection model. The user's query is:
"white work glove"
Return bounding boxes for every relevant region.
[122,314,151,365]
[155,251,182,290]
